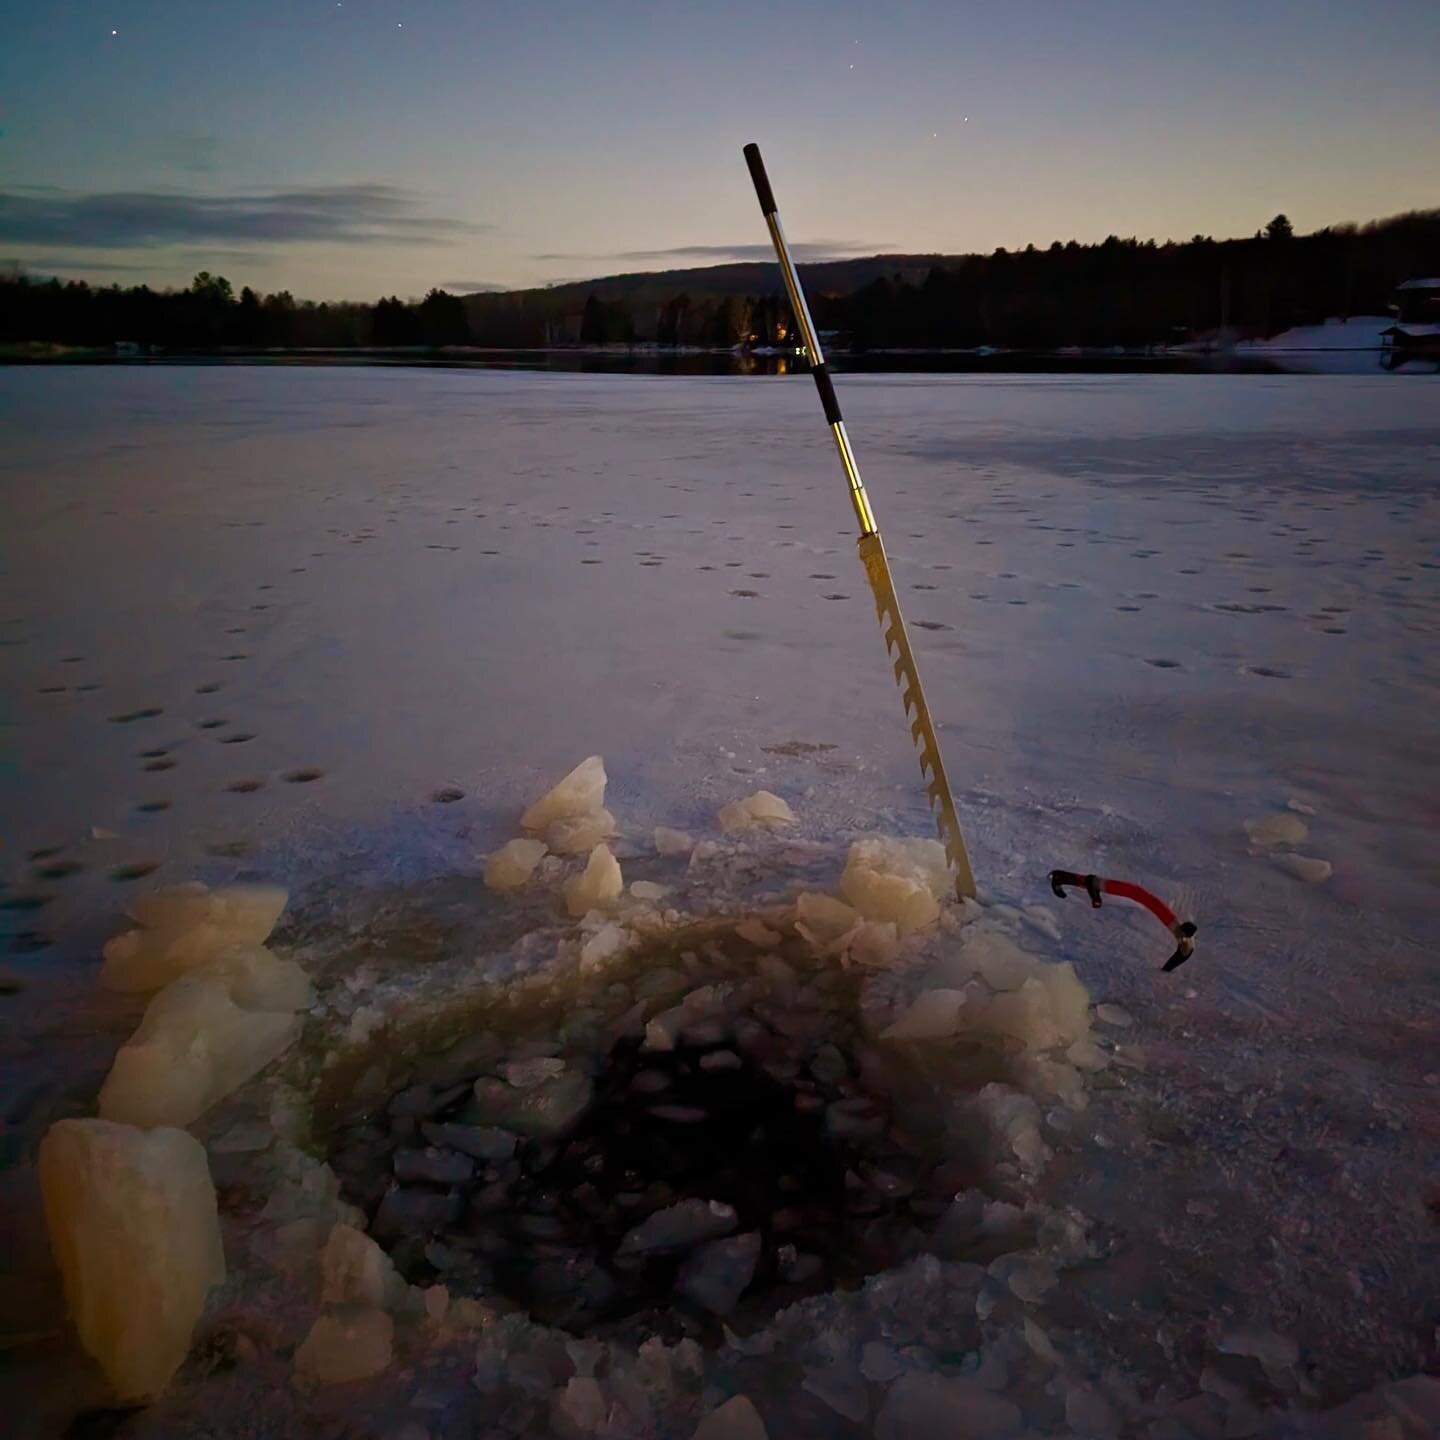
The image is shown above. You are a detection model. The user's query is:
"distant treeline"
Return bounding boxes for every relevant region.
[3,209,1436,353]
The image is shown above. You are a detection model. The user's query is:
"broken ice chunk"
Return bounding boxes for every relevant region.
[98,974,300,1129]
[860,1341,904,1383]
[693,1395,768,1440]
[976,1084,1050,1172]
[734,917,781,948]
[943,929,1036,992]
[418,1122,516,1162]
[371,1186,461,1240]
[654,826,694,857]
[469,1068,593,1137]
[643,1007,686,1052]
[1244,812,1308,848]
[618,1198,737,1255]
[1038,961,1091,1043]
[1065,1037,1110,1072]
[881,988,967,1041]
[553,1376,608,1436]
[393,1148,475,1186]
[580,922,630,968]
[128,882,287,941]
[990,1252,1059,1303]
[846,920,901,968]
[794,892,860,952]
[1094,1002,1134,1028]
[1219,1326,1300,1382]
[564,844,623,917]
[1065,1383,1120,1437]
[803,1362,869,1422]
[825,1097,887,1142]
[875,1373,1021,1440]
[838,836,949,931]
[503,1056,568,1089]
[193,944,312,1012]
[676,1231,761,1316]
[484,838,548,892]
[318,1223,403,1310]
[102,884,289,994]
[39,1118,225,1399]
[1272,853,1332,883]
[985,978,1065,1052]
[546,808,618,856]
[521,755,607,831]
[717,790,796,833]
[293,1306,393,1385]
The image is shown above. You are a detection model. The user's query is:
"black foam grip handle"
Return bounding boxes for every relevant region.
[811,363,843,425]
[743,143,777,216]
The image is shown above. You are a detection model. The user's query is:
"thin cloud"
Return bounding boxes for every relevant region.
[0,184,484,249]
[535,240,893,264]
[440,278,510,293]
[6,255,153,274]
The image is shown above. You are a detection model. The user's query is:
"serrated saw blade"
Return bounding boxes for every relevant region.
[858,531,977,898]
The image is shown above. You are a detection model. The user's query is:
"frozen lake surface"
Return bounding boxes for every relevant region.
[1,366,1437,1435]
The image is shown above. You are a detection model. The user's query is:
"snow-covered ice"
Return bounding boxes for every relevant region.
[1,365,1437,1435]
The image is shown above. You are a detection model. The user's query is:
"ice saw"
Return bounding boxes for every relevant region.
[743,142,977,900]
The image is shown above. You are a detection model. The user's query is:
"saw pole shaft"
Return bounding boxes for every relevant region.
[744,145,876,538]
[742,142,978,899]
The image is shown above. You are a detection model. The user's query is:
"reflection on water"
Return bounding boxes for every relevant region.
[18,346,1436,377]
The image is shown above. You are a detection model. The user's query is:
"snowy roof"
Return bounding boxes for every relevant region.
[1384,321,1440,337]
[1395,277,1440,290]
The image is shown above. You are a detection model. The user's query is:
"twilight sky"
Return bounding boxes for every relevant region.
[3,1,1437,300]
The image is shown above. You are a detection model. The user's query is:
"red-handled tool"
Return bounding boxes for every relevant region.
[1048,870,1197,971]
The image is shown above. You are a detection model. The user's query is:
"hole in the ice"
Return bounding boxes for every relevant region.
[108,707,163,724]
[432,787,466,804]
[730,589,759,598]
[227,778,264,794]
[285,767,324,784]
[143,758,177,772]
[320,934,1018,1349]
[219,733,256,745]
[196,683,222,694]
[136,800,171,813]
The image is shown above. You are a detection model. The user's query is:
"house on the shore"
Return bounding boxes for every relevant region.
[1382,277,1440,365]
